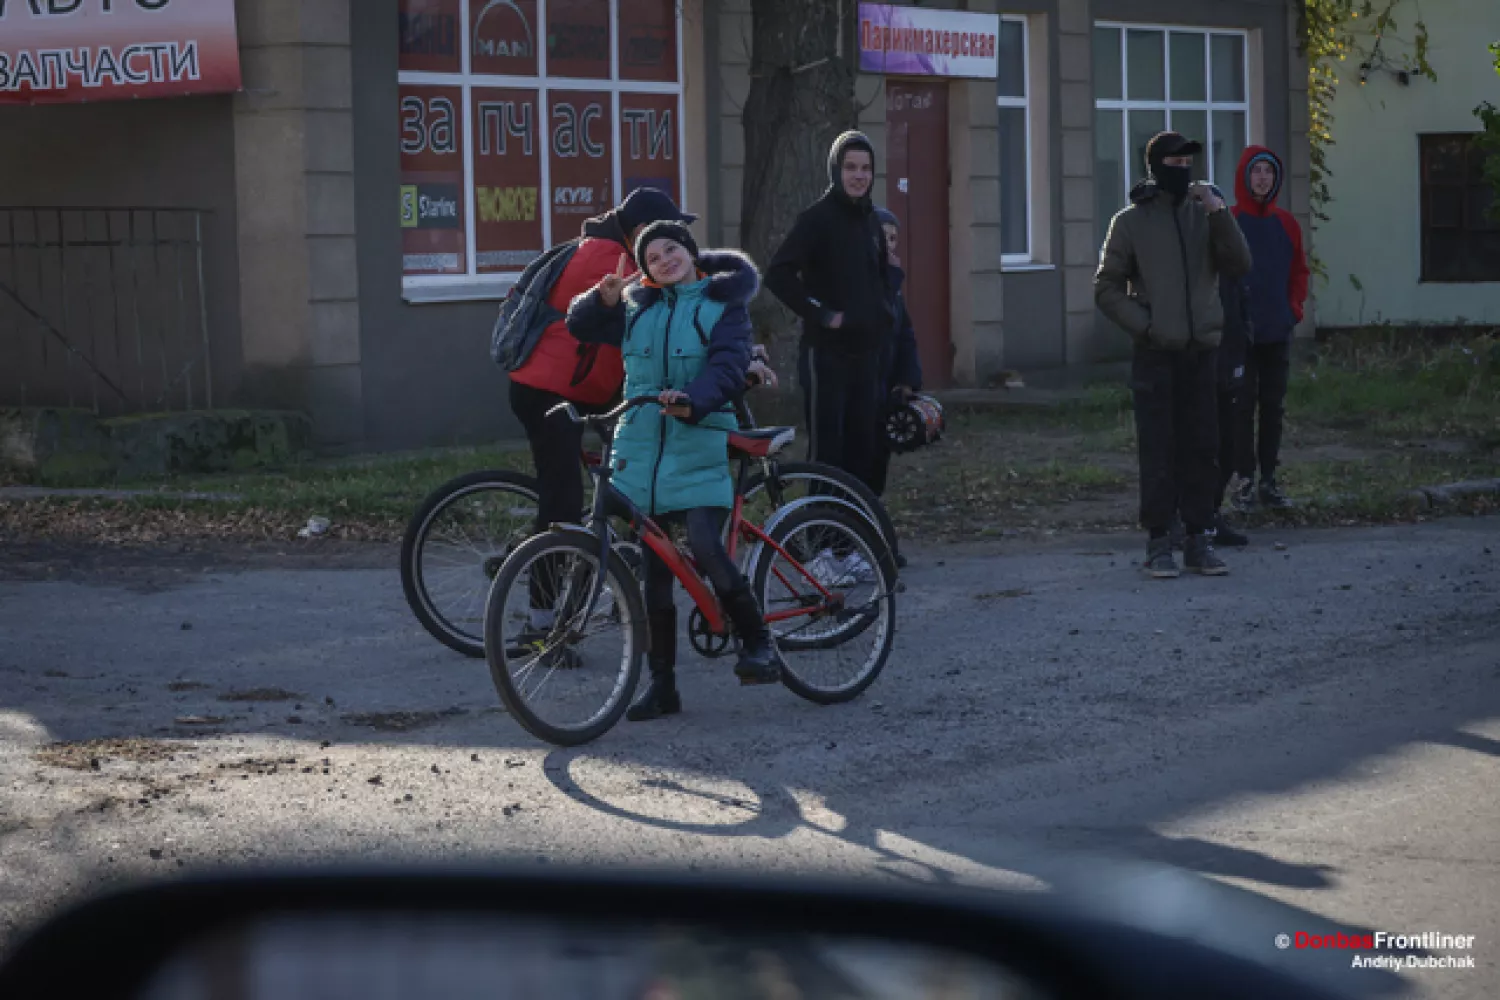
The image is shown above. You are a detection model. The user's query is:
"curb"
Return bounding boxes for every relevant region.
[1404,479,1500,511]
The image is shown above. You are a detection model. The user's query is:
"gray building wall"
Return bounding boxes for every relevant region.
[350,0,515,452]
[0,96,244,408]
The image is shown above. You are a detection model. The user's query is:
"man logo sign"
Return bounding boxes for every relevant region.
[473,0,534,59]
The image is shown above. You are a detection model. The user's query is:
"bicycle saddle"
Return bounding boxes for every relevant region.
[727,427,796,459]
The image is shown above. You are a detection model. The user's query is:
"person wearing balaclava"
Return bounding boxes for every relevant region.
[765,131,897,518]
[1094,131,1253,580]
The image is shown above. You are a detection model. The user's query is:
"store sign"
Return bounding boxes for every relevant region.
[857,3,998,80]
[0,0,242,105]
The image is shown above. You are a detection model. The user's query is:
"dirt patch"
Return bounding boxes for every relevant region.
[341,708,468,732]
[33,738,198,771]
[216,756,300,776]
[218,688,302,703]
[167,680,211,692]
[976,588,1032,601]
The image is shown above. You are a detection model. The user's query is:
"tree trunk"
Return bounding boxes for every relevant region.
[740,0,859,345]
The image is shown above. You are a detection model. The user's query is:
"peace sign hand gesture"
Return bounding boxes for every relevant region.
[598,254,630,307]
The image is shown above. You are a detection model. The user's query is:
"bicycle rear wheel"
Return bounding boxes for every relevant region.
[751,504,896,705]
[740,461,901,568]
[400,470,539,657]
[483,531,645,747]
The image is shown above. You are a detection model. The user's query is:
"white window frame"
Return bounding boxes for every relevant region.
[398,0,687,303]
[1092,22,1251,208]
[996,14,1033,267]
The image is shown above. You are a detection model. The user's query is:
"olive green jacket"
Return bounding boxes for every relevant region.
[1094,180,1254,351]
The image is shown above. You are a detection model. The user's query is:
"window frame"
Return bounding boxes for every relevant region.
[1091,22,1251,209]
[995,13,1033,267]
[398,0,688,303]
[1418,132,1500,285]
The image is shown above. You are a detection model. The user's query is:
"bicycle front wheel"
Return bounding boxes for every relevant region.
[752,503,896,705]
[483,531,645,747]
[400,470,540,657]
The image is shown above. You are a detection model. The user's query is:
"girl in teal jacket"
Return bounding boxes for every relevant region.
[567,221,781,721]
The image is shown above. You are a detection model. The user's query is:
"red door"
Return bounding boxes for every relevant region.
[885,81,952,388]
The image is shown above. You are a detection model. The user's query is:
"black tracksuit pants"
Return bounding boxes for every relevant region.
[509,380,604,612]
[1238,340,1291,482]
[1131,345,1220,535]
[798,342,883,495]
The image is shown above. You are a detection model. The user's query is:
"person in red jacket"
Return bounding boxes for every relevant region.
[508,187,696,641]
[1228,146,1309,511]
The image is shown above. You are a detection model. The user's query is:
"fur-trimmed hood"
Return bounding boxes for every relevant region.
[624,249,760,309]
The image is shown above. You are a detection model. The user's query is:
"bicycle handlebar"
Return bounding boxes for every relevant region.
[547,394,660,427]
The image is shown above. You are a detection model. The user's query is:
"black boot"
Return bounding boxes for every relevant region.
[721,585,782,686]
[1211,511,1249,547]
[626,609,681,722]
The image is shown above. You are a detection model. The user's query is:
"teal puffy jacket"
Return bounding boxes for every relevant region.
[566,250,758,516]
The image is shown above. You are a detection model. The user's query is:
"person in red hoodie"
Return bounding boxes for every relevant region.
[507,187,696,642]
[1229,146,1309,511]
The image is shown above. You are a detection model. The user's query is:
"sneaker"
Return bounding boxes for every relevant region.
[1232,480,1257,513]
[1259,478,1294,509]
[1183,534,1229,576]
[1210,512,1249,547]
[1144,536,1180,579]
[836,552,877,584]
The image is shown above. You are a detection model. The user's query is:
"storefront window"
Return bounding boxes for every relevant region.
[398,0,684,296]
[1091,23,1250,246]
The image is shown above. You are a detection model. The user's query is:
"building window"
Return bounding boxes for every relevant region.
[996,15,1031,264]
[1091,23,1249,245]
[1419,133,1500,283]
[397,0,684,297]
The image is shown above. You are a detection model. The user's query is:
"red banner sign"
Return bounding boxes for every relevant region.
[0,0,242,105]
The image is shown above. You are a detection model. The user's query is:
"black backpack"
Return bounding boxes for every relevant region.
[489,239,582,371]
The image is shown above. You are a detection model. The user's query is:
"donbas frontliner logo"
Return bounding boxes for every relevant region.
[1275,930,1478,971]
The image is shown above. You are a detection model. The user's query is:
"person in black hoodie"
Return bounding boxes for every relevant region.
[870,206,923,499]
[1210,265,1252,546]
[765,131,896,493]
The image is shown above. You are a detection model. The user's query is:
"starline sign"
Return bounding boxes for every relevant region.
[1274,931,1478,970]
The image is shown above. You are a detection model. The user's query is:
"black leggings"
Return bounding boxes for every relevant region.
[641,508,745,615]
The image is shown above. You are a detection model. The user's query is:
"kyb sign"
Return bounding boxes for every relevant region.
[0,0,243,104]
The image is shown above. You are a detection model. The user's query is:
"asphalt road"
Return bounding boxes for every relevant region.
[2,519,1497,999]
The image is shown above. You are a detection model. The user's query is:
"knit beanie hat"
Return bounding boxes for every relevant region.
[633,220,699,278]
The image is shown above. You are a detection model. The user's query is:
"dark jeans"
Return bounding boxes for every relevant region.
[799,342,883,495]
[641,508,745,615]
[510,380,602,612]
[1238,340,1291,482]
[1131,345,1220,534]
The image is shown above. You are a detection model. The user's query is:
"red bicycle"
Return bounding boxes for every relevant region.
[400,381,901,659]
[481,396,898,747]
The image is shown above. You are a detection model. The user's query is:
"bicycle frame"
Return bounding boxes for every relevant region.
[561,397,844,639]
